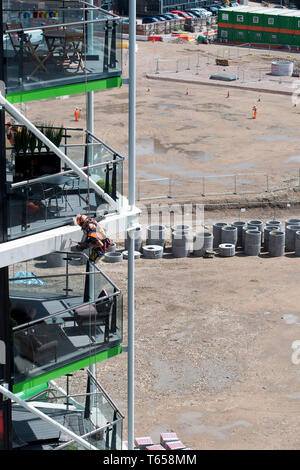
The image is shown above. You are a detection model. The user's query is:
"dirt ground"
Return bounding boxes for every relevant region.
[20,41,300,449]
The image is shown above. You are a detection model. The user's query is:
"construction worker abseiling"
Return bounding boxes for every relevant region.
[76,214,112,262]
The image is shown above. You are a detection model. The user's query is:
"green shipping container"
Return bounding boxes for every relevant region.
[263,31,280,45]
[247,9,266,30]
[232,28,249,43]
[286,11,300,46]
[218,27,233,42]
[278,11,292,31]
[218,8,232,25]
[261,9,281,30]
[231,9,249,27]
[248,30,264,44]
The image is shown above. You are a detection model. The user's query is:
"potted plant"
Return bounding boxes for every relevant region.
[95,177,113,208]
[13,123,64,182]
[13,126,32,182]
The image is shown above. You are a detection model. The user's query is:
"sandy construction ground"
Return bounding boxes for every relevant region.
[20,40,300,449]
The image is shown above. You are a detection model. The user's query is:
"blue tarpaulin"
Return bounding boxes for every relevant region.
[11,271,46,286]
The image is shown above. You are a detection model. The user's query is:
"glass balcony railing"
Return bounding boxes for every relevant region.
[3,0,122,95]
[12,370,124,450]
[9,253,123,385]
[6,127,124,240]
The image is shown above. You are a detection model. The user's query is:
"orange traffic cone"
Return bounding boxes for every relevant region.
[258,96,261,102]
[226,90,230,98]
[186,88,190,95]
[74,107,80,121]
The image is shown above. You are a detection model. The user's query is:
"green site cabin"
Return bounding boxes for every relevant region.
[12,345,122,394]
[248,30,262,44]
[6,76,122,104]
[218,6,300,47]
[232,28,248,43]
[218,9,231,25]
[261,9,281,29]
[219,27,233,42]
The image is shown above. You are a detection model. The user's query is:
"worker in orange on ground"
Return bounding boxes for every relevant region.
[252,105,257,119]
[76,214,112,262]
[74,107,80,121]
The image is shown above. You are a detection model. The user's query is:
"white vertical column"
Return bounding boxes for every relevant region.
[127,0,136,452]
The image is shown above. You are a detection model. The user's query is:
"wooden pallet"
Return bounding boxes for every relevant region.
[216,58,231,66]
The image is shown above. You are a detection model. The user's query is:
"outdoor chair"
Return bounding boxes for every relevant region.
[73,289,112,343]
[61,175,82,212]
[6,23,51,78]
[15,329,57,366]
[28,182,61,221]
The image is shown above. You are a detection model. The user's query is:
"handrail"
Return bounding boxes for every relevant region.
[4,1,120,35]
[86,130,127,161]
[11,289,121,332]
[5,17,116,34]
[10,158,124,189]
[55,417,123,451]
[11,250,122,293]
[0,384,98,451]
[0,93,119,210]
[87,369,125,419]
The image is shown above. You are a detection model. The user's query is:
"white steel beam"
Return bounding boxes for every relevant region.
[0,207,140,268]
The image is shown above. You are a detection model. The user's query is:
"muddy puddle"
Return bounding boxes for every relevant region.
[255,134,300,143]
[285,156,300,164]
[136,138,169,156]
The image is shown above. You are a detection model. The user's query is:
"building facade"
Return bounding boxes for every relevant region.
[114,0,215,17]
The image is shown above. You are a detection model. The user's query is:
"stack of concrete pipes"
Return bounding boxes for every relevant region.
[209,218,300,257]
[122,218,300,260]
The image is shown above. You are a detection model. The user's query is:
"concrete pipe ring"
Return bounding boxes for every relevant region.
[143,245,164,259]
[122,250,141,260]
[213,222,228,248]
[218,243,235,257]
[104,251,124,263]
[247,220,263,232]
[269,231,285,257]
[221,225,238,246]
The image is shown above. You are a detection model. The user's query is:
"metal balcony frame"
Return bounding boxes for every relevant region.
[10,251,121,333]
[3,0,121,35]
[0,92,119,210]
[0,383,99,450]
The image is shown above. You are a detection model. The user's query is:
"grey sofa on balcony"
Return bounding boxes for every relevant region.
[73,290,112,343]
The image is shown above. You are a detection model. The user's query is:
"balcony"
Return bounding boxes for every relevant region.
[6,126,124,241]
[9,252,123,386]
[3,0,122,100]
[11,370,124,450]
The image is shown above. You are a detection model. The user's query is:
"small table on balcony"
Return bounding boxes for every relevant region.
[44,316,65,328]
[43,28,85,73]
[42,174,75,212]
